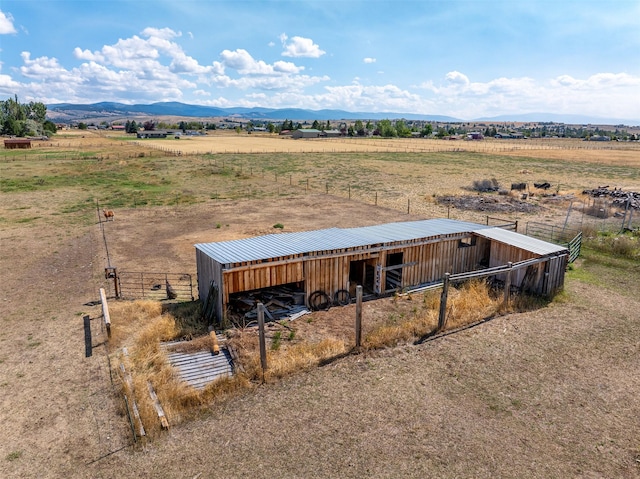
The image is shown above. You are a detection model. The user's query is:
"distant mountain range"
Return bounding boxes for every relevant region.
[46,101,639,127]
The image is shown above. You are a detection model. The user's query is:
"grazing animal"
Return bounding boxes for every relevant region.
[103,209,115,221]
[166,280,178,300]
[511,182,527,191]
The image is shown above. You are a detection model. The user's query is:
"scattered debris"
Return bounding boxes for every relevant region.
[229,285,310,325]
[582,187,640,210]
[470,178,500,192]
[533,182,552,190]
[437,195,543,213]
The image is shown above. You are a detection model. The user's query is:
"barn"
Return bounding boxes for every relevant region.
[195,219,569,324]
[4,138,32,149]
[292,128,322,139]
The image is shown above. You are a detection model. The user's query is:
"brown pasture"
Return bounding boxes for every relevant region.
[1,133,639,478]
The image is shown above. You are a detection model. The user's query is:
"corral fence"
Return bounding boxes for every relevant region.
[485,216,517,231]
[116,271,195,301]
[525,222,582,263]
[401,253,569,331]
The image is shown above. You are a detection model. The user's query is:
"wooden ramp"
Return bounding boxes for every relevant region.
[161,337,234,390]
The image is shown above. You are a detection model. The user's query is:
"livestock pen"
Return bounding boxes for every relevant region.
[195,219,569,326]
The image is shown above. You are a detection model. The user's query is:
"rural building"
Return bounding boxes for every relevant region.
[292,128,322,139]
[137,130,169,139]
[4,138,32,149]
[466,132,484,140]
[324,129,344,138]
[195,219,569,323]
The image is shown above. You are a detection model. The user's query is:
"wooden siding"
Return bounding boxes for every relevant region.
[197,229,566,319]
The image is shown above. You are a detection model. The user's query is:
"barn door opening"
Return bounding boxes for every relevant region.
[349,259,376,295]
[385,252,404,291]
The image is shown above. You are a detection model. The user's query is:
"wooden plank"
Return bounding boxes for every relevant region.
[119,361,146,437]
[147,381,169,430]
[210,331,220,355]
[99,288,111,339]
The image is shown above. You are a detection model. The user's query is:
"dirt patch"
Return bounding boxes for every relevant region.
[437,194,544,213]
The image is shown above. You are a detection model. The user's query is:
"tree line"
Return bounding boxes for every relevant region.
[1,95,57,137]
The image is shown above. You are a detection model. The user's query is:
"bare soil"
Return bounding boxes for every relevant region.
[2,137,640,478]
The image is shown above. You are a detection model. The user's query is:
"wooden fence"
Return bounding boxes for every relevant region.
[400,253,569,331]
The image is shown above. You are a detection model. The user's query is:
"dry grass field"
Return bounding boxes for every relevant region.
[1,132,639,478]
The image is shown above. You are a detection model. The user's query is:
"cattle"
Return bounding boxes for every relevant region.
[102,209,115,221]
[511,182,527,191]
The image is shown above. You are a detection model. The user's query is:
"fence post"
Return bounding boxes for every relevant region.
[504,262,513,306]
[355,285,363,349]
[438,273,450,331]
[257,303,268,381]
[407,198,410,214]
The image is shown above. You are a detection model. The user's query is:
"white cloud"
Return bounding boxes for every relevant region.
[281,36,325,58]
[0,10,17,34]
[141,27,181,40]
[363,57,376,64]
[416,71,640,119]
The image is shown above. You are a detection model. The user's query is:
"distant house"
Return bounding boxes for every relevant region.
[589,135,611,141]
[137,130,169,139]
[466,132,484,140]
[292,128,322,139]
[279,130,292,136]
[323,129,343,138]
[4,138,32,149]
[111,125,126,131]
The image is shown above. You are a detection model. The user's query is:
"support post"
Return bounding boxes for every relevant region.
[257,303,268,380]
[503,262,513,306]
[83,315,92,358]
[355,285,363,349]
[437,273,450,331]
[99,288,111,339]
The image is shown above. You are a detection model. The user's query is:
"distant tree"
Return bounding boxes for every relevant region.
[78,122,88,130]
[42,120,57,134]
[179,121,186,132]
[395,120,411,137]
[312,119,320,129]
[347,125,355,137]
[354,119,365,136]
[326,120,331,130]
[378,119,397,137]
[365,120,373,131]
[143,120,156,131]
[267,122,275,134]
[421,123,433,137]
[295,122,302,130]
[436,127,447,138]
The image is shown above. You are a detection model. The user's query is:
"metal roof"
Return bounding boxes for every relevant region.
[473,227,568,256]
[195,219,492,265]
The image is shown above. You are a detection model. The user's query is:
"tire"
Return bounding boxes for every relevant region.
[309,290,331,311]
[333,289,351,306]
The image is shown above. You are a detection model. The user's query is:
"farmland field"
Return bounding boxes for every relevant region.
[1,131,639,478]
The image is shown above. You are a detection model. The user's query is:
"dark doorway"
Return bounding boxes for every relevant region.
[349,259,376,295]
[385,252,404,291]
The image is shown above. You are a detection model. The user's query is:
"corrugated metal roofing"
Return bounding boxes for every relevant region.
[195,219,491,265]
[473,227,569,256]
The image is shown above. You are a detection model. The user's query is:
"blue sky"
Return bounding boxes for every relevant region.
[1,0,639,121]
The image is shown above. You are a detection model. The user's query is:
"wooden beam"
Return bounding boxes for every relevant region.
[257,303,267,380]
[355,285,363,349]
[119,363,146,438]
[99,288,111,339]
[209,331,220,355]
[147,381,169,430]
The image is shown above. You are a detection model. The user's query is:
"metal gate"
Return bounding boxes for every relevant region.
[117,271,194,301]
